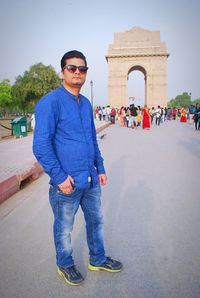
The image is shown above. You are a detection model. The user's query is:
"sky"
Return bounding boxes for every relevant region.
[0,0,199,107]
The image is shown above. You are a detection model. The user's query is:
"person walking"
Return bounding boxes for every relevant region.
[180,107,187,122]
[150,107,155,124]
[128,104,138,128]
[172,107,177,120]
[137,106,141,127]
[98,106,103,121]
[110,107,117,124]
[33,50,122,286]
[155,105,161,125]
[189,105,196,125]
[194,103,200,130]
[118,106,126,127]
[102,106,106,120]
[95,106,99,120]
[105,105,111,122]
[142,105,150,129]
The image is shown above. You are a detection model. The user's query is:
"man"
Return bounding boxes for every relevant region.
[155,105,161,125]
[128,104,138,128]
[105,105,111,122]
[33,50,122,286]
[194,103,200,130]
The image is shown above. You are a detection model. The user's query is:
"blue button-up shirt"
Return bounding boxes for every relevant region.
[33,85,105,188]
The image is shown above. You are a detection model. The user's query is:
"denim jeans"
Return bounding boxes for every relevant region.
[49,183,106,268]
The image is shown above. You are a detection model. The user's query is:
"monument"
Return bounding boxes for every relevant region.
[106,27,169,108]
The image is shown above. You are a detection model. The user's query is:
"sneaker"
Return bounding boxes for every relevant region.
[88,257,123,273]
[57,266,84,286]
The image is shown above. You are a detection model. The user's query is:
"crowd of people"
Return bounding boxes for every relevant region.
[95,103,200,131]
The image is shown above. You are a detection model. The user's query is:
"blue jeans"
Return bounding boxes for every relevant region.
[49,184,106,268]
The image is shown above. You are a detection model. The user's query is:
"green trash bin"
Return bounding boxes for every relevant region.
[11,116,28,137]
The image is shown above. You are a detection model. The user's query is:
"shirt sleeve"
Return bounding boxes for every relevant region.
[91,108,106,175]
[32,95,68,184]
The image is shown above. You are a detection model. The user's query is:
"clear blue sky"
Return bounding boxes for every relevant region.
[0,0,199,106]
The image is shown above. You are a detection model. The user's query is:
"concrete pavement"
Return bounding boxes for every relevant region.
[0,119,111,203]
[0,119,199,298]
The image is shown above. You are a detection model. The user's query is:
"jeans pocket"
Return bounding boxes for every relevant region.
[56,186,77,197]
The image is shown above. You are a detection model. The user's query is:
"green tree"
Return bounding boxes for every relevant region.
[0,79,13,116]
[192,98,200,105]
[167,98,175,108]
[167,92,191,108]
[12,63,61,114]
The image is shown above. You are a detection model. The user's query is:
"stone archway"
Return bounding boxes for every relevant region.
[127,65,147,106]
[106,27,169,108]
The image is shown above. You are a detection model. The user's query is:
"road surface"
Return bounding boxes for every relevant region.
[0,120,199,298]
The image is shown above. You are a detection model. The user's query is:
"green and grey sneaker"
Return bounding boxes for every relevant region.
[88,257,123,273]
[57,266,84,286]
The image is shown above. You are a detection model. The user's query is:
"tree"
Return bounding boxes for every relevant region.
[167,99,175,108]
[192,98,200,105]
[12,63,61,114]
[0,79,13,116]
[168,92,191,108]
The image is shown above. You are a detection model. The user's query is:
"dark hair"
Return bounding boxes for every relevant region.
[61,50,87,70]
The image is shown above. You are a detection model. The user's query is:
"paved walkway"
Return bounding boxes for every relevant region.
[0,119,199,298]
[0,119,111,203]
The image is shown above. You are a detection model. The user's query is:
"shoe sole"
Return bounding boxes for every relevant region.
[88,264,122,273]
[57,268,83,286]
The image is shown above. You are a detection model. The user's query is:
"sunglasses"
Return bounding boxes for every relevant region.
[64,65,88,74]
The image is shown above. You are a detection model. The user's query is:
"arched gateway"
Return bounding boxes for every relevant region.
[106,27,169,108]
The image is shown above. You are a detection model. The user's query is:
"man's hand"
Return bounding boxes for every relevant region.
[58,176,74,194]
[98,174,107,186]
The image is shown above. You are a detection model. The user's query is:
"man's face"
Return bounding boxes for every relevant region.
[62,57,87,89]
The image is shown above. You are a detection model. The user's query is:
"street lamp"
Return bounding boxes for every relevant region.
[90,80,94,110]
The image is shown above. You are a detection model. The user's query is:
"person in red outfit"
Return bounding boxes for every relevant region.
[172,106,178,120]
[180,107,187,122]
[142,105,150,129]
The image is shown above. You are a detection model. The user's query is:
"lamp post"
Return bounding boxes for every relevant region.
[90,80,94,110]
